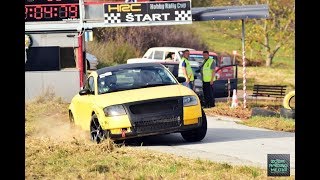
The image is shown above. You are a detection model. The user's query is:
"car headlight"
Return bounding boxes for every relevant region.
[103,105,127,117]
[183,96,198,107]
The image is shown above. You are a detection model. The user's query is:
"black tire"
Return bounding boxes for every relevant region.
[280,108,295,119]
[181,108,207,142]
[87,60,90,70]
[90,114,105,144]
[69,111,75,127]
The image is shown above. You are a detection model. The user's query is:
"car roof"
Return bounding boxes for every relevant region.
[189,50,218,56]
[96,63,164,75]
[147,47,195,51]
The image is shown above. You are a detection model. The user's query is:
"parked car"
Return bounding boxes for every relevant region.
[127,48,238,98]
[69,63,207,143]
[189,50,238,98]
[127,47,195,64]
[157,60,205,105]
[86,53,99,70]
[189,50,235,80]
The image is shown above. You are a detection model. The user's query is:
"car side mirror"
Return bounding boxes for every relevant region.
[79,88,92,96]
[176,77,186,83]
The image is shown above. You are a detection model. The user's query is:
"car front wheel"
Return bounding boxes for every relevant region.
[181,108,207,142]
[90,114,105,144]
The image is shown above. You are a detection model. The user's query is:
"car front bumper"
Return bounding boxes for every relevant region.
[100,96,202,140]
[107,116,203,140]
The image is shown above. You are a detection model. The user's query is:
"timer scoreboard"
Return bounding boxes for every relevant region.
[25,0,193,31]
[25,0,80,22]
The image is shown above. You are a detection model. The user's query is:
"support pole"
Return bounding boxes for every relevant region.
[78,34,84,88]
[241,19,247,108]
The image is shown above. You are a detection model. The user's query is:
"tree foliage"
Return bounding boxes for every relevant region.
[243,0,295,67]
[191,0,295,67]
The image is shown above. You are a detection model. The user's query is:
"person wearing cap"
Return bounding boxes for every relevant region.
[178,49,194,89]
[200,50,216,108]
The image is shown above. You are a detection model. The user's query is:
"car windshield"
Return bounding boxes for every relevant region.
[97,66,177,94]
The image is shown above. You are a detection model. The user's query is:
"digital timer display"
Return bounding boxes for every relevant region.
[25,0,80,22]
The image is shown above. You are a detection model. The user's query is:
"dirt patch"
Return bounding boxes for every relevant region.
[25,96,91,143]
[32,113,90,143]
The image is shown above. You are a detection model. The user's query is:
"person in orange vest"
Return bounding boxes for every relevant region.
[200,50,216,108]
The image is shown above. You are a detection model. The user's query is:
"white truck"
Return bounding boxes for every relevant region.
[127,47,195,64]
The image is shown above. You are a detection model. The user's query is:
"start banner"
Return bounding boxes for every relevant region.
[103,1,192,26]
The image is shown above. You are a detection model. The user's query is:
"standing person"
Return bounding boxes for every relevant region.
[200,50,216,108]
[178,50,194,89]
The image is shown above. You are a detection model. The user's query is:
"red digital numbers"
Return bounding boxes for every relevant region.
[25,7,28,19]
[69,5,78,18]
[44,6,53,18]
[34,6,43,20]
[25,4,79,21]
[59,5,68,18]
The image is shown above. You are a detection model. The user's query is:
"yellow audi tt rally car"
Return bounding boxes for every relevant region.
[68,63,207,143]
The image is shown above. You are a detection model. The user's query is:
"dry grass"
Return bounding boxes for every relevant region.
[237,66,295,92]
[86,40,138,67]
[25,94,294,179]
[27,136,294,179]
[205,100,285,119]
[204,101,252,119]
[240,116,295,132]
[204,100,295,132]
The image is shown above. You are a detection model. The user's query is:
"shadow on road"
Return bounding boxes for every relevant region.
[115,127,294,147]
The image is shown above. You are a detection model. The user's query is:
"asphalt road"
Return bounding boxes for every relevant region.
[128,116,295,174]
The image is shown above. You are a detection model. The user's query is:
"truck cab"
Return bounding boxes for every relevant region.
[127,47,195,64]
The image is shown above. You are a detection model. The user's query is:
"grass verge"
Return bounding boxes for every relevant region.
[237,66,295,92]
[204,100,295,132]
[238,116,295,132]
[26,136,296,179]
[26,95,294,179]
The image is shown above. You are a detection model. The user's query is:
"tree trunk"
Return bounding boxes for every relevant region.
[263,20,272,67]
[266,53,272,67]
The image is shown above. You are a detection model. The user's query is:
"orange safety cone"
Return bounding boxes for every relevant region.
[231,89,238,108]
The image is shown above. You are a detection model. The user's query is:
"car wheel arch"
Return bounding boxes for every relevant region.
[91,110,103,126]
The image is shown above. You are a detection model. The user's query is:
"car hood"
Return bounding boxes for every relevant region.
[93,84,195,107]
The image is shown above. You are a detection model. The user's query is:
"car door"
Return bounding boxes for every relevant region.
[214,65,238,98]
[76,76,96,130]
[162,63,179,78]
